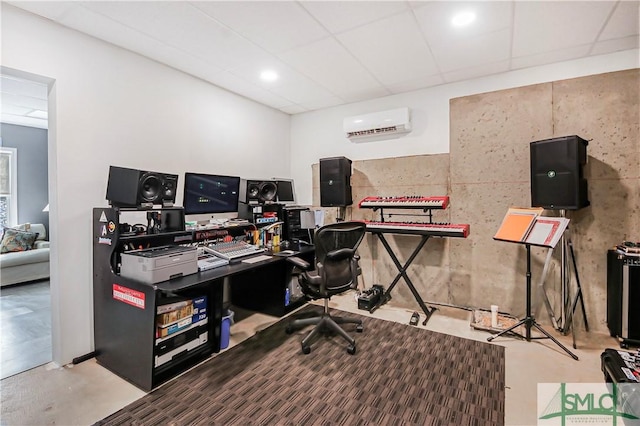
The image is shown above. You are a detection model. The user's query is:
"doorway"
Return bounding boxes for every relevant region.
[0,69,52,379]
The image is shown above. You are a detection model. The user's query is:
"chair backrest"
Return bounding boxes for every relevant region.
[313,221,366,294]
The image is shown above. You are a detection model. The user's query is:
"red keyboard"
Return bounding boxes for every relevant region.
[365,221,470,238]
[359,196,450,210]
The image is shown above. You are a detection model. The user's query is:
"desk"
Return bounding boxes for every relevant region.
[92,207,313,391]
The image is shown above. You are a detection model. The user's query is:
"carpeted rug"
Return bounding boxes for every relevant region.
[96,308,505,426]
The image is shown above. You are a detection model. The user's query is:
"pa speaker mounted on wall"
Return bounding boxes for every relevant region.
[106,165,178,208]
[239,179,278,204]
[530,135,589,210]
[320,156,352,207]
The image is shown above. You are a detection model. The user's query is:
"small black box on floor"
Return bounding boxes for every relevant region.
[358,285,384,310]
[601,348,640,417]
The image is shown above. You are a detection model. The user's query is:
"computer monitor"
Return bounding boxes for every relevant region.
[183,173,241,215]
[275,178,296,204]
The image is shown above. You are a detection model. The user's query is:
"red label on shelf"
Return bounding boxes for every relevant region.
[113,284,145,309]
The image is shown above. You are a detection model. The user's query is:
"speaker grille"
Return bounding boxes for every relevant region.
[106,166,178,208]
[240,179,277,204]
[139,174,162,203]
[530,135,589,210]
[320,157,352,207]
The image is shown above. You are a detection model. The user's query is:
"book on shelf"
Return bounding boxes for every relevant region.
[156,304,194,327]
[156,298,191,315]
[156,312,209,344]
[156,316,193,338]
[494,207,569,248]
[155,296,208,339]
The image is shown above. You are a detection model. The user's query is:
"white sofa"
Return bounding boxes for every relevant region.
[0,223,50,287]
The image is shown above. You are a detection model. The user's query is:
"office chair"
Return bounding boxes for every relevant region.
[285,221,366,355]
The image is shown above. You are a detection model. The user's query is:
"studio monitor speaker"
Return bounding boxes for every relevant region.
[239,179,278,204]
[530,135,589,210]
[320,156,352,207]
[106,166,178,208]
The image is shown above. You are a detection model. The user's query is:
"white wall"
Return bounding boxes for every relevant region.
[1,5,291,365]
[290,49,639,206]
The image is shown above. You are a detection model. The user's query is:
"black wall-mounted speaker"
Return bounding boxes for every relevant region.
[106,166,178,208]
[530,135,589,210]
[320,156,352,207]
[239,179,278,204]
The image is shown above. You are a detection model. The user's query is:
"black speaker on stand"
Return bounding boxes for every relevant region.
[529,135,590,348]
[239,179,278,204]
[106,166,178,208]
[320,156,352,207]
[530,135,589,210]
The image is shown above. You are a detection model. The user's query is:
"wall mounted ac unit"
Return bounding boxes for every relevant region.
[343,107,411,142]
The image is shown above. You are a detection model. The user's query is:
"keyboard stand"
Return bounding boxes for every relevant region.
[368,232,436,325]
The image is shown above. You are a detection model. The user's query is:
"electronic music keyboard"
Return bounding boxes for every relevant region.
[359,196,450,210]
[365,221,470,238]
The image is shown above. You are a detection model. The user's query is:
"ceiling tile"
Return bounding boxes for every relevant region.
[298,96,345,111]
[511,45,591,71]
[60,4,225,78]
[591,36,640,56]
[0,92,48,112]
[278,37,386,99]
[279,104,309,115]
[336,11,439,86]
[301,1,408,34]
[341,87,395,104]
[193,1,329,54]
[81,2,269,70]
[205,71,293,109]
[442,60,511,84]
[227,57,309,91]
[385,74,445,95]
[5,1,75,21]
[513,1,616,57]
[599,1,640,40]
[1,75,48,100]
[413,1,513,46]
[267,77,338,105]
[431,29,512,72]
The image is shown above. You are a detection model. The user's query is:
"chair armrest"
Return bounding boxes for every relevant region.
[34,241,50,249]
[286,256,313,271]
[326,248,355,261]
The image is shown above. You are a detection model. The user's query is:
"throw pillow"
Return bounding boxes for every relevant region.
[0,227,39,253]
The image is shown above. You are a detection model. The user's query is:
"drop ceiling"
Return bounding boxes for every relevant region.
[3,0,640,121]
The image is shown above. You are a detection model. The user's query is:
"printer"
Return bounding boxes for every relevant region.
[120,245,198,284]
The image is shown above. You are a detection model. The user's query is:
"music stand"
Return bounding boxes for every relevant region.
[488,207,578,360]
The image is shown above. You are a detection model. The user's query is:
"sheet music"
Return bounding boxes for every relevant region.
[525,217,570,248]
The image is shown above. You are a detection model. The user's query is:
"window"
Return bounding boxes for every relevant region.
[0,146,18,229]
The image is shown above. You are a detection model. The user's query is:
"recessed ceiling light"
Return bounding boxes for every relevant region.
[451,10,476,27]
[260,70,278,82]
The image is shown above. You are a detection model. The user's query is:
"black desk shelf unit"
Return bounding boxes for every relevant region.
[92,207,313,391]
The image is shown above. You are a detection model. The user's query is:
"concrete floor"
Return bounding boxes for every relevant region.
[0,281,52,380]
[0,290,620,426]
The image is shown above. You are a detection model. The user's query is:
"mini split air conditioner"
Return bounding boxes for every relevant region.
[343,107,411,142]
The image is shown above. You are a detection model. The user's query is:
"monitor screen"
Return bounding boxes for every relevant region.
[275,179,296,204]
[183,173,241,215]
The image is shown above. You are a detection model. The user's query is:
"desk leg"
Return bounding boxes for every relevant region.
[370,233,436,325]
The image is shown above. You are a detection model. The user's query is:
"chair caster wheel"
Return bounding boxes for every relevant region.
[285,325,294,334]
[302,344,311,354]
[347,345,356,355]
[356,324,363,333]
